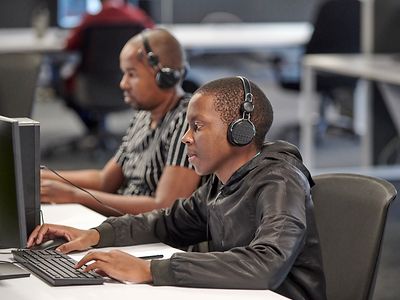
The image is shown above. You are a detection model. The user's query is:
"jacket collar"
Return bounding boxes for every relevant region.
[221,140,312,192]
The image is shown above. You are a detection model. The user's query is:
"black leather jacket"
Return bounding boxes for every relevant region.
[95,141,326,300]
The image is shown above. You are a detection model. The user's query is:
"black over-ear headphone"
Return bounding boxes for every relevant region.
[142,33,185,89]
[227,76,256,146]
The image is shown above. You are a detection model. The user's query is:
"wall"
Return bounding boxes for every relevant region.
[0,0,38,28]
[146,0,322,24]
[0,0,322,29]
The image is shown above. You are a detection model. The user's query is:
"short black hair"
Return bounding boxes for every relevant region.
[195,77,273,149]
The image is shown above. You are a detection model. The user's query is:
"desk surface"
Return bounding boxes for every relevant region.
[41,203,107,228]
[1,204,288,300]
[0,22,311,54]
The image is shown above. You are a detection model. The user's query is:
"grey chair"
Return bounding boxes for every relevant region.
[75,23,145,113]
[312,173,397,300]
[0,53,41,118]
[44,23,145,158]
[73,23,145,135]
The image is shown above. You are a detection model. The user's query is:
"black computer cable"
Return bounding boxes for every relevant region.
[40,165,124,216]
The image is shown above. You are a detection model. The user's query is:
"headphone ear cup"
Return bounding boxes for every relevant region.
[155,68,181,89]
[227,119,256,146]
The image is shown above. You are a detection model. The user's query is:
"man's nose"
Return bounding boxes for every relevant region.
[120,74,128,90]
[181,129,193,145]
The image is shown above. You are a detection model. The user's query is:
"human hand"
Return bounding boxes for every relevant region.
[40,169,54,180]
[41,179,76,204]
[27,224,100,254]
[76,250,152,283]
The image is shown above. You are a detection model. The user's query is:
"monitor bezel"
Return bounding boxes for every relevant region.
[0,116,27,249]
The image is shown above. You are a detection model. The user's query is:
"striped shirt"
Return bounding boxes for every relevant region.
[115,95,192,196]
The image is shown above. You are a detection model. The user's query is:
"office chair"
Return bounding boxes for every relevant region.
[273,0,361,142]
[46,23,145,158]
[312,173,397,300]
[0,53,41,117]
[76,23,146,128]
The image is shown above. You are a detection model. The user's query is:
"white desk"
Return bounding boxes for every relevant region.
[163,22,312,52]
[1,204,288,300]
[0,22,311,54]
[300,53,400,170]
[0,28,66,54]
[41,203,107,228]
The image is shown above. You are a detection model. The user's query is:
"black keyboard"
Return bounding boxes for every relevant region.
[12,249,104,286]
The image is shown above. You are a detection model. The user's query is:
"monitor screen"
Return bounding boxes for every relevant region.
[57,0,102,29]
[0,116,40,249]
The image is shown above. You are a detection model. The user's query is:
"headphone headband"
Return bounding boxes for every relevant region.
[142,33,152,54]
[237,76,254,120]
[141,33,186,89]
[142,33,160,67]
[237,76,252,103]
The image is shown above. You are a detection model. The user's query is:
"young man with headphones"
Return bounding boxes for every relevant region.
[40,28,202,216]
[32,77,326,299]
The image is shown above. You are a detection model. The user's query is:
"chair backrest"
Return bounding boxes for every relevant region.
[312,173,396,300]
[274,0,361,92]
[75,23,145,112]
[306,0,361,93]
[306,0,361,55]
[0,53,41,117]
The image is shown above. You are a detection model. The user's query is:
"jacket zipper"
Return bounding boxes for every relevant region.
[213,190,224,249]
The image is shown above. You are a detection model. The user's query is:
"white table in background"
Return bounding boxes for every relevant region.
[0,28,66,54]
[164,22,312,52]
[0,22,312,54]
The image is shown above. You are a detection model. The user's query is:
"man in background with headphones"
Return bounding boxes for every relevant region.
[40,28,203,216]
[32,77,326,299]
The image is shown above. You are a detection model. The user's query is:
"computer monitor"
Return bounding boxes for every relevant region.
[57,0,102,29]
[0,116,40,249]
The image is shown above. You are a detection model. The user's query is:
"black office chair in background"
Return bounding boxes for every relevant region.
[312,173,397,300]
[0,53,42,118]
[273,0,361,143]
[45,23,145,158]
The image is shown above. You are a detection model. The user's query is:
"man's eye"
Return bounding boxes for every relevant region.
[193,122,201,132]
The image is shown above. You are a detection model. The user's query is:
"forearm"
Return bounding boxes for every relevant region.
[74,189,167,216]
[95,212,164,248]
[151,222,304,290]
[42,169,104,190]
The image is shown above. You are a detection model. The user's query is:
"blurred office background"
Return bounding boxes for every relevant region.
[1,0,400,299]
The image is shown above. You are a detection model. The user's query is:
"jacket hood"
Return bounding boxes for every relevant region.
[226,140,314,188]
[262,140,303,162]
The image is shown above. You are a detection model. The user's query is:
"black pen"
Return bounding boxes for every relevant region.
[138,254,164,260]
